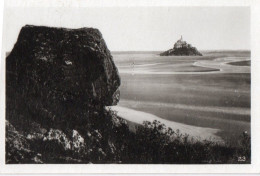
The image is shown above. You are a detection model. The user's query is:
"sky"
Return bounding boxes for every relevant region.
[4,6,250,51]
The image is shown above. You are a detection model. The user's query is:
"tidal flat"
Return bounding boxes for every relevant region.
[112,51,250,145]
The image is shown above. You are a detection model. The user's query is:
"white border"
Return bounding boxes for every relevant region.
[3,0,253,7]
[1,0,260,174]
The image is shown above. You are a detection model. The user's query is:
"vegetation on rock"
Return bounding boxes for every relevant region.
[6,109,251,164]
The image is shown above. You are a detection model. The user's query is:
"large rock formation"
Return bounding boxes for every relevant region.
[7,25,120,106]
[160,36,202,56]
[6,25,124,163]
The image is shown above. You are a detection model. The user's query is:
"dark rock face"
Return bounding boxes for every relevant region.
[6,25,120,106]
[6,25,124,163]
[160,37,202,56]
[6,121,43,164]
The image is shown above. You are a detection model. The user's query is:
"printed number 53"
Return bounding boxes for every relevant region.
[238,156,246,162]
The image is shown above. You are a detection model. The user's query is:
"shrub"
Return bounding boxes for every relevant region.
[6,104,251,164]
[112,117,251,164]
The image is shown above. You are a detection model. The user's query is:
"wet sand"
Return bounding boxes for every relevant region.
[109,106,223,142]
[111,51,250,144]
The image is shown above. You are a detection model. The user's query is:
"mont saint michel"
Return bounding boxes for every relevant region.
[160,36,202,56]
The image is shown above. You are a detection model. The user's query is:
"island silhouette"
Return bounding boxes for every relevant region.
[160,36,202,56]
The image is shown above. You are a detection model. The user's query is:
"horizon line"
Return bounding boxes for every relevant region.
[5,49,251,54]
[111,49,251,52]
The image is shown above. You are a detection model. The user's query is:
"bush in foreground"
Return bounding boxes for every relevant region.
[6,107,250,164]
[124,120,250,164]
[104,109,251,164]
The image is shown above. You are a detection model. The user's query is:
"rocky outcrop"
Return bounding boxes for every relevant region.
[160,37,202,56]
[6,121,43,164]
[6,25,124,163]
[6,25,120,106]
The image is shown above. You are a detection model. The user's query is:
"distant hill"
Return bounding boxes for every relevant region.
[160,36,202,56]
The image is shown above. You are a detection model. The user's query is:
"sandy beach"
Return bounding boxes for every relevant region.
[109,106,223,142]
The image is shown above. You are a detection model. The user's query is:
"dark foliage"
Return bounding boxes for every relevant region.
[109,117,251,164]
[6,103,250,164]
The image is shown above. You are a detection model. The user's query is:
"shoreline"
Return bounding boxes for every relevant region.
[108,106,224,143]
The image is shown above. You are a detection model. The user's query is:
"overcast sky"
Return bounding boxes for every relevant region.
[4,6,250,51]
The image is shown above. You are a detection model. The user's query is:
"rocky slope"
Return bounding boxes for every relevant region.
[6,25,125,163]
[160,37,202,56]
